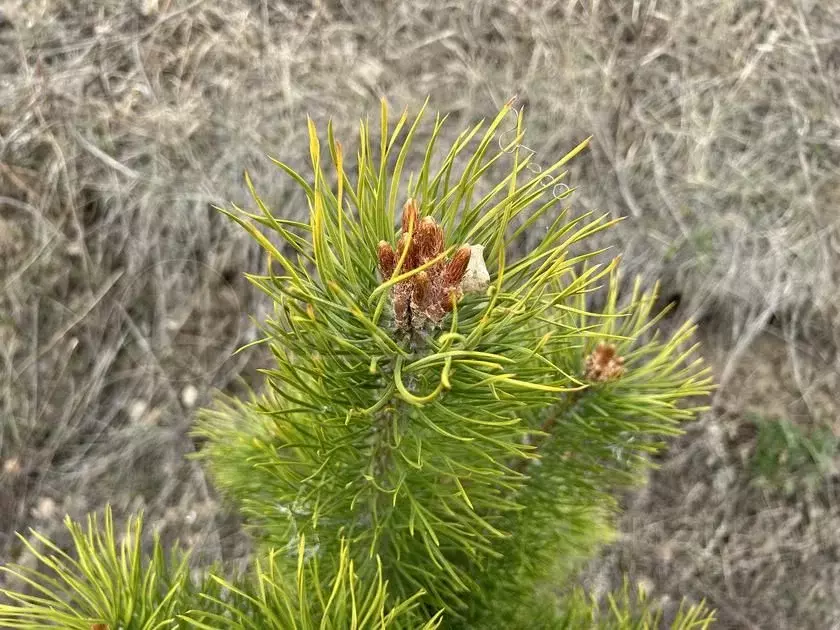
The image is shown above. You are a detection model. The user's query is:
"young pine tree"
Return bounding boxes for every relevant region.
[0,100,715,629]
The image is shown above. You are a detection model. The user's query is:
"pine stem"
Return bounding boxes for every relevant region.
[515,388,586,474]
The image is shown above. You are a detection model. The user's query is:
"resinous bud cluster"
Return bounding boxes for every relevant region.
[377,199,472,331]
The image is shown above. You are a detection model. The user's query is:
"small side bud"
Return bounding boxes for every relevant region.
[444,245,472,285]
[377,241,396,279]
[584,342,626,382]
[401,198,419,234]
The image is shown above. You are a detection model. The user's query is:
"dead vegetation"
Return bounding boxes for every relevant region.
[1,1,839,627]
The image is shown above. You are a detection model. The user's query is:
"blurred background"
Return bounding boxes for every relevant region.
[1,1,839,627]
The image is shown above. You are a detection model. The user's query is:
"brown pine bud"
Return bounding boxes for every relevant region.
[412,270,431,308]
[584,342,625,382]
[401,198,419,234]
[443,245,472,285]
[416,217,443,261]
[377,241,396,279]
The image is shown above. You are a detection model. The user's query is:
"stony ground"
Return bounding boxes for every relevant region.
[2,1,840,628]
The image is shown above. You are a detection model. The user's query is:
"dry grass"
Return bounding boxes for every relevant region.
[1,0,839,626]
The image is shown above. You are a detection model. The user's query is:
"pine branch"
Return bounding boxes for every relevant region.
[0,507,203,629]
[0,508,436,630]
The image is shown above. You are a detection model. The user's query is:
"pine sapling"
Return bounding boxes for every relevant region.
[0,99,716,629]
